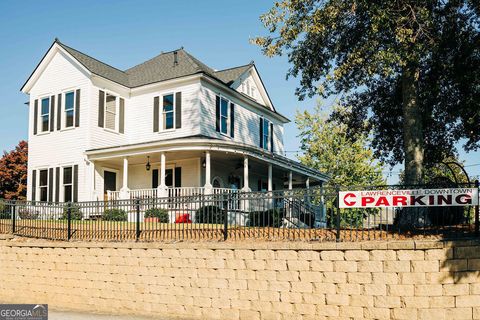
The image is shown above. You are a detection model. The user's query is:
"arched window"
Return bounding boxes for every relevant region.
[212,176,223,188]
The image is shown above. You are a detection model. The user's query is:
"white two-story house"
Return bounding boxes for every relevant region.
[21,39,327,203]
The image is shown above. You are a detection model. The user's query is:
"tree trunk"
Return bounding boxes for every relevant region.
[402,64,424,185]
[398,64,428,228]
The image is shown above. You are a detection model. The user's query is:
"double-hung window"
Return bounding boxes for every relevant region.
[105,93,117,131]
[41,97,50,132]
[162,94,174,130]
[263,118,270,151]
[39,169,48,202]
[63,167,73,202]
[64,91,75,128]
[220,97,229,134]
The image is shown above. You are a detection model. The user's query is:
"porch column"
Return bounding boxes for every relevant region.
[204,151,213,194]
[268,164,273,192]
[158,152,168,197]
[306,177,310,189]
[90,160,97,201]
[120,157,129,199]
[242,156,250,192]
[288,171,293,190]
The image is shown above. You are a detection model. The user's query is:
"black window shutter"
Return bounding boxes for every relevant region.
[215,95,220,132]
[174,167,182,188]
[119,98,125,134]
[98,90,105,127]
[153,96,159,132]
[175,92,182,129]
[57,94,62,130]
[73,165,78,202]
[75,89,80,127]
[270,122,274,153]
[31,170,37,201]
[33,99,38,135]
[48,168,53,202]
[259,117,264,148]
[50,95,55,132]
[55,167,60,202]
[230,103,235,138]
[152,169,159,188]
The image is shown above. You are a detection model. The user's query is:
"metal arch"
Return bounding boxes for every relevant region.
[443,161,471,185]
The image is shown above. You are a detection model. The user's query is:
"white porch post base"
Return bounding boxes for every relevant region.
[204,185,213,195]
[119,188,130,200]
[157,185,168,198]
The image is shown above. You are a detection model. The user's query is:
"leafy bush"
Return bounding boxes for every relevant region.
[61,204,82,220]
[195,205,225,224]
[18,207,39,220]
[0,202,9,219]
[103,209,127,221]
[248,209,283,227]
[144,208,169,222]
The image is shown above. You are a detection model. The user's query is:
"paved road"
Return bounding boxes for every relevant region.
[49,310,160,320]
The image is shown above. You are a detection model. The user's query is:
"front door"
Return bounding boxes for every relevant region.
[104,171,117,200]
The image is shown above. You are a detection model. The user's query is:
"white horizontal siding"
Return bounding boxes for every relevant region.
[127,82,202,144]
[27,51,91,201]
[199,81,285,154]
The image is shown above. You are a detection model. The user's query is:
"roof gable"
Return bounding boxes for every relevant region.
[22,39,278,115]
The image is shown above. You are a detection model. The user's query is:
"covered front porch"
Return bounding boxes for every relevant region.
[85,138,328,202]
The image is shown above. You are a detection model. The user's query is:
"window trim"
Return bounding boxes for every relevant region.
[38,168,49,202]
[161,92,176,132]
[216,94,231,138]
[103,91,119,133]
[262,117,270,151]
[39,96,50,133]
[62,90,76,129]
[62,166,74,203]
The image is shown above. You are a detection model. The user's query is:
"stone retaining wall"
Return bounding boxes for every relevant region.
[0,239,479,319]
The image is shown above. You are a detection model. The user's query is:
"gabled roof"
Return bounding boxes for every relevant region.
[22,39,284,118]
[57,41,129,87]
[214,64,252,86]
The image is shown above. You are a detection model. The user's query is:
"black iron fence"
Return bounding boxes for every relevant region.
[0,184,478,242]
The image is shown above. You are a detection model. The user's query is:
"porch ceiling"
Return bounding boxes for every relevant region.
[85,137,329,182]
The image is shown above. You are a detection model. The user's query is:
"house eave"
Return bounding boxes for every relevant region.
[85,136,328,181]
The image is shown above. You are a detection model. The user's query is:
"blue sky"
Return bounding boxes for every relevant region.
[0,0,478,183]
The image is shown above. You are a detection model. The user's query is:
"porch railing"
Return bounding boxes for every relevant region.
[107,187,240,201]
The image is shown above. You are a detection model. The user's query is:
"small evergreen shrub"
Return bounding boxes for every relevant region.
[61,204,82,220]
[103,209,127,221]
[0,202,9,219]
[144,208,169,222]
[195,205,225,224]
[248,208,283,227]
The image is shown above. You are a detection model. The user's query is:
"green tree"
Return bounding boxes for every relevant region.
[253,1,480,185]
[296,104,385,226]
[297,104,385,187]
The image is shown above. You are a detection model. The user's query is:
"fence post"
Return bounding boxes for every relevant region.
[475,180,479,237]
[67,202,72,241]
[11,202,16,234]
[136,199,141,241]
[223,194,229,241]
[335,187,341,242]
